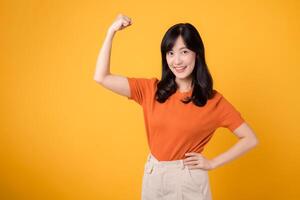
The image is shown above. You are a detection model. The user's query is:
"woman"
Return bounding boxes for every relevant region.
[94,14,259,200]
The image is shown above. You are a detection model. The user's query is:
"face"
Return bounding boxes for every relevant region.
[166,36,196,80]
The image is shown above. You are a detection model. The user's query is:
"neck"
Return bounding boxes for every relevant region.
[175,77,193,92]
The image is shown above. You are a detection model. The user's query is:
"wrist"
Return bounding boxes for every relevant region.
[210,159,219,169]
[107,27,116,35]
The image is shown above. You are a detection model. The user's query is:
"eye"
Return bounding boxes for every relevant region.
[182,50,189,54]
[167,51,174,56]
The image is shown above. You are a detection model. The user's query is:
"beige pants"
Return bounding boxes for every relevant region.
[141,153,212,200]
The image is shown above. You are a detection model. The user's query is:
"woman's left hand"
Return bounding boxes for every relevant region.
[183,152,215,170]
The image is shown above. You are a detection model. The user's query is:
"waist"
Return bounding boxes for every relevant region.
[146,153,185,169]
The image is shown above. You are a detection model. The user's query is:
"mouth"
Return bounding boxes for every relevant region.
[174,66,187,73]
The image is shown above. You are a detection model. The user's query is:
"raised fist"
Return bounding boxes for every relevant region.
[109,14,132,33]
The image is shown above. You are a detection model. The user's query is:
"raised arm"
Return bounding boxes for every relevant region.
[93,14,132,98]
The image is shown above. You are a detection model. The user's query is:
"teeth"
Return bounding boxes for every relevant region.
[175,66,186,69]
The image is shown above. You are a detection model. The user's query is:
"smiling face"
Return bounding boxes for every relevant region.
[166,36,196,80]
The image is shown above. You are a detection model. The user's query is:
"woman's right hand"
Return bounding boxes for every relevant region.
[108,14,132,33]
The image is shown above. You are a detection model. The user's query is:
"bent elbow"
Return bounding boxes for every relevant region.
[94,76,104,84]
[250,137,259,148]
[94,79,102,84]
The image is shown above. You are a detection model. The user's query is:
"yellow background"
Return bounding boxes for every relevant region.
[1,0,299,199]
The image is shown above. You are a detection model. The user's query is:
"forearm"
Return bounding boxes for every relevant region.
[211,137,258,169]
[93,28,116,82]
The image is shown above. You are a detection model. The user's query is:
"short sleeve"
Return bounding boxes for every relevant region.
[216,94,245,132]
[127,77,158,106]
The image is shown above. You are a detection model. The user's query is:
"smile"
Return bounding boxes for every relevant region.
[174,66,187,73]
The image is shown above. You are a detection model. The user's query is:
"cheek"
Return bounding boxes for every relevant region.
[187,58,196,68]
[187,55,196,63]
[187,60,196,70]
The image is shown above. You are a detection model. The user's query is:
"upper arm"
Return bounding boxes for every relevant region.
[95,74,131,98]
[233,122,259,144]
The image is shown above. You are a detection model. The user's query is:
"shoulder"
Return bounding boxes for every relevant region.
[151,77,159,84]
[148,77,160,88]
[210,89,223,102]
[127,76,159,85]
[127,76,159,104]
[149,77,159,89]
[212,89,240,111]
[127,76,159,93]
[209,89,233,108]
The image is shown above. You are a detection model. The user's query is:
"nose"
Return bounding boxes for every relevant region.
[174,55,183,65]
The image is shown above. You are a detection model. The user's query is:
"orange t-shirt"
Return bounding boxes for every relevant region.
[127,77,245,161]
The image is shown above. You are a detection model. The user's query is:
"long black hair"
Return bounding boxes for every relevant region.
[155,23,215,107]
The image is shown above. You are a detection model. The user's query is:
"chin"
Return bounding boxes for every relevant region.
[173,71,193,79]
[174,73,192,79]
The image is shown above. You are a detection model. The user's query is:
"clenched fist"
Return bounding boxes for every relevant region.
[108,14,132,33]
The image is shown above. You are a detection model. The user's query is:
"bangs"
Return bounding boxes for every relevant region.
[165,34,178,52]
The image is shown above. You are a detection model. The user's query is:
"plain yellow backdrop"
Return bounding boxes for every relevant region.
[1,0,299,199]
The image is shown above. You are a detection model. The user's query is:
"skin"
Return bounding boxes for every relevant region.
[166,36,196,92]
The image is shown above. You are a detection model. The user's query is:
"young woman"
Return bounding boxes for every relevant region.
[94,14,259,200]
